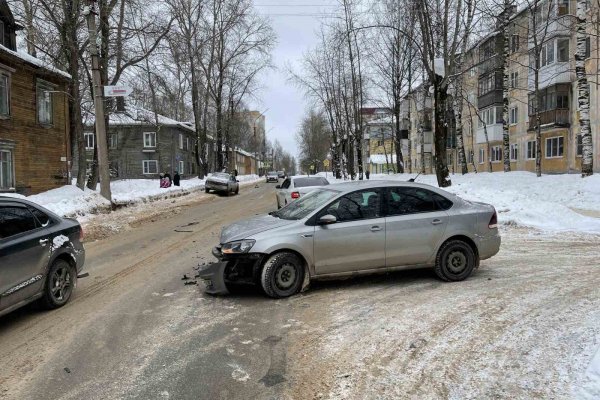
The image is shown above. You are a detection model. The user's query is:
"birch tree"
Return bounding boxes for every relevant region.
[576,0,593,176]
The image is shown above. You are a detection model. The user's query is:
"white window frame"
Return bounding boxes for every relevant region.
[478,148,485,164]
[526,140,537,160]
[142,160,158,175]
[178,160,184,174]
[0,69,10,118]
[491,146,502,163]
[144,132,156,148]
[109,134,118,149]
[0,148,15,190]
[510,71,519,89]
[37,80,54,126]
[179,133,184,150]
[509,106,518,125]
[545,136,564,158]
[510,143,518,161]
[84,132,95,150]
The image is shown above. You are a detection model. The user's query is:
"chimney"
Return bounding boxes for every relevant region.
[116,97,126,112]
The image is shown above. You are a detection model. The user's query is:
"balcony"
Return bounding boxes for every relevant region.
[478,89,503,110]
[529,16,575,46]
[528,62,572,91]
[528,109,570,130]
[416,144,433,154]
[476,123,503,144]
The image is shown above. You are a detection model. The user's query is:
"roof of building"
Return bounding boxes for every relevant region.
[0,44,71,80]
[84,105,195,133]
[361,107,392,115]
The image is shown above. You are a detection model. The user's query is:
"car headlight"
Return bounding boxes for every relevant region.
[221,239,255,254]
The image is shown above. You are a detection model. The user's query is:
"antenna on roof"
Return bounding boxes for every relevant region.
[408,173,421,182]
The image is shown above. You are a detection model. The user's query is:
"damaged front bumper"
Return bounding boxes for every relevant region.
[197,261,230,295]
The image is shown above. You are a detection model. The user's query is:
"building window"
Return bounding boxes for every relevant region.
[179,133,184,150]
[541,41,555,67]
[188,161,194,175]
[0,71,10,117]
[186,137,190,151]
[478,73,496,95]
[109,134,118,149]
[37,81,54,125]
[557,0,570,16]
[376,139,384,147]
[545,136,564,158]
[0,149,14,190]
[84,132,95,150]
[491,146,502,162]
[557,38,569,62]
[178,160,184,174]
[509,106,518,124]
[478,148,485,164]
[467,150,474,164]
[0,21,4,46]
[144,132,156,148]
[510,144,518,161]
[527,140,537,159]
[576,135,583,157]
[479,106,502,127]
[510,71,519,89]
[143,160,158,174]
[511,35,520,53]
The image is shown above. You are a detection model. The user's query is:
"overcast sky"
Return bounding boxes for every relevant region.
[249,1,340,158]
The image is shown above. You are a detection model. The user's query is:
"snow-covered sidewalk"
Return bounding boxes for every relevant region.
[3,174,261,218]
[319,171,600,234]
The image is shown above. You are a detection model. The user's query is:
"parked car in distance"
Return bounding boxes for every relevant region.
[0,196,86,318]
[276,176,330,209]
[266,171,279,183]
[205,172,239,195]
[200,181,501,298]
[277,171,286,179]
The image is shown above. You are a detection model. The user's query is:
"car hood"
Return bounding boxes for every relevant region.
[220,214,295,243]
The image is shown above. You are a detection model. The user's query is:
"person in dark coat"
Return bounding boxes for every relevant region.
[173,171,181,186]
[365,169,370,180]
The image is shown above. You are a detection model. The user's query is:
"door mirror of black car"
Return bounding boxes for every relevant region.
[236,180,240,183]
[318,214,337,225]
[275,185,281,189]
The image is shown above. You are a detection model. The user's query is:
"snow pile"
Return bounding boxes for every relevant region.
[3,174,261,218]
[578,346,600,399]
[318,171,600,234]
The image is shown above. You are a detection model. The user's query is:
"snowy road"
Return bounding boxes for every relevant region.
[0,183,599,399]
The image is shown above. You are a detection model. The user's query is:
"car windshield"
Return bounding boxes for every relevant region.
[273,189,339,220]
[294,177,329,188]
[211,173,230,179]
[268,172,277,176]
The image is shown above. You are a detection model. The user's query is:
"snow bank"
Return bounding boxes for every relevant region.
[578,346,600,399]
[318,171,600,234]
[3,174,261,218]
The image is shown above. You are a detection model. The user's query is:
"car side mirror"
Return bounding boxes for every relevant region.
[275,185,281,189]
[318,214,337,225]
[236,180,239,183]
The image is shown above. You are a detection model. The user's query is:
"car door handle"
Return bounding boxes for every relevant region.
[39,239,49,247]
[431,219,443,225]
[301,234,313,238]
[370,226,382,232]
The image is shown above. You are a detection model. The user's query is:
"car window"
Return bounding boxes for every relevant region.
[294,177,329,188]
[0,206,39,239]
[432,193,453,210]
[274,189,339,220]
[387,187,445,216]
[212,173,230,179]
[281,179,291,189]
[323,189,381,222]
[29,207,52,228]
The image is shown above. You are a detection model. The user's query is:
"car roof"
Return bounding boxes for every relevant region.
[325,180,455,197]
[0,195,61,218]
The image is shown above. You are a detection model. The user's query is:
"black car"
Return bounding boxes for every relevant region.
[0,196,86,318]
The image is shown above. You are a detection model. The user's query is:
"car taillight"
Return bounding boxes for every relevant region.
[291,192,300,199]
[488,210,498,229]
[79,227,84,241]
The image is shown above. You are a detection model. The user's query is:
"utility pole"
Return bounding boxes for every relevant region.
[84,0,111,202]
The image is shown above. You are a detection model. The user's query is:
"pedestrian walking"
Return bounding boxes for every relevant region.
[159,173,169,188]
[164,172,172,187]
[173,171,181,186]
[365,170,370,180]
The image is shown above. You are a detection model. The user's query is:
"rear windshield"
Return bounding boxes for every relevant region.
[211,173,230,179]
[267,172,278,176]
[294,177,329,188]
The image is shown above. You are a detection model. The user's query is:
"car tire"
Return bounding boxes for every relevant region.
[434,240,476,282]
[205,187,210,193]
[235,186,239,195]
[40,259,76,310]
[261,252,305,298]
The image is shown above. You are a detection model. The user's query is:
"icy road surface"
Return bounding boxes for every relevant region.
[0,183,598,400]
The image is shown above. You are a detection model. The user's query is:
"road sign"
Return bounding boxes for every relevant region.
[323,159,330,168]
[104,85,132,97]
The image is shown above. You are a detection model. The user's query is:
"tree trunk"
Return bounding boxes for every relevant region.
[576,0,593,176]
[502,0,511,172]
[433,77,451,187]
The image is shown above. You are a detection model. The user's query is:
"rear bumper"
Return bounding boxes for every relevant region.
[206,182,228,191]
[478,232,501,260]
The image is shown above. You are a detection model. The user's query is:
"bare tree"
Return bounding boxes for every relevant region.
[576,0,593,176]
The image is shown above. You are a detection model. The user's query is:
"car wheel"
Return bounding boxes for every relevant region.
[261,252,305,298]
[235,186,239,195]
[205,187,210,193]
[40,259,76,309]
[434,240,476,282]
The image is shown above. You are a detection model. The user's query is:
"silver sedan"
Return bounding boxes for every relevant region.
[200,181,501,298]
[205,172,239,195]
